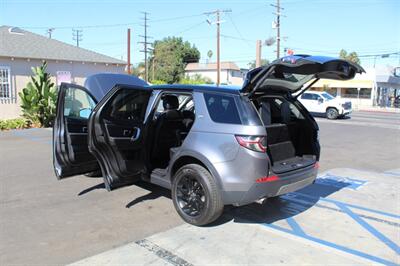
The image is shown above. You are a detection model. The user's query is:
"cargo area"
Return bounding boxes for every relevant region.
[255,96,319,173]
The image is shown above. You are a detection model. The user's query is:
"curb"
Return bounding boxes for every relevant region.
[357,109,400,114]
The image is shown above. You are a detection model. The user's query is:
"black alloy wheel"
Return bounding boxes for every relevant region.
[172,164,224,226]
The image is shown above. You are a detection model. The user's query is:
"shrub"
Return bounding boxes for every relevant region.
[19,61,57,127]
[0,118,28,130]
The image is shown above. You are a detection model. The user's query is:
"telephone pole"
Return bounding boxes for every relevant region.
[72,29,82,47]
[139,12,152,82]
[205,9,231,86]
[271,0,284,59]
[127,28,131,74]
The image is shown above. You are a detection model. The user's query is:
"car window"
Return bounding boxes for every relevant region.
[104,89,150,122]
[321,92,334,100]
[64,87,96,119]
[204,93,241,124]
[301,93,313,100]
[273,98,305,120]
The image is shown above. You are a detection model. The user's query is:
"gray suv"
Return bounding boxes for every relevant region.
[53,55,364,225]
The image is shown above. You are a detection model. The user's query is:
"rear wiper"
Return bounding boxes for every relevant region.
[293,78,320,99]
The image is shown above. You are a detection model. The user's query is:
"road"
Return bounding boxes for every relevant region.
[0,110,399,265]
[316,111,400,172]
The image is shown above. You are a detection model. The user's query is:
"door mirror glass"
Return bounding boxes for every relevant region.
[64,87,96,119]
[318,97,324,103]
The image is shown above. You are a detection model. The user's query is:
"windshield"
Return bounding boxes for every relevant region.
[321,92,335,100]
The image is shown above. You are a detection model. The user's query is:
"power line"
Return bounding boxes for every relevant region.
[72,29,82,47]
[174,21,206,35]
[19,13,205,30]
[226,14,252,48]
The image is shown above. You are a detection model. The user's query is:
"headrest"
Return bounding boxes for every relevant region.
[162,95,179,110]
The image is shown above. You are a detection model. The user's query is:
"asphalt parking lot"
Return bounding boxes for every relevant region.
[1,111,399,265]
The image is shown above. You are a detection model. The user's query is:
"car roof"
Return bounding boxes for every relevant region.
[149,84,241,95]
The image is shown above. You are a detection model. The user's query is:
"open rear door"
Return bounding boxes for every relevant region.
[53,83,99,178]
[88,85,153,190]
[241,55,365,97]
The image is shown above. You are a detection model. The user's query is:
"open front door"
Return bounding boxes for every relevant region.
[53,83,99,178]
[88,86,152,190]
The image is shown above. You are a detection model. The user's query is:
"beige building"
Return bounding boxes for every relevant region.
[0,26,126,119]
[311,66,400,108]
[185,62,244,85]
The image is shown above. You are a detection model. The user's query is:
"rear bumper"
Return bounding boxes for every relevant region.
[221,164,318,206]
[239,165,317,205]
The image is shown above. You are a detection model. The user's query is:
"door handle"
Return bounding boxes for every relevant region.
[82,127,88,133]
[130,127,141,142]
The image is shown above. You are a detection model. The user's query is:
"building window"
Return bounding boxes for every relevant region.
[341,88,371,99]
[0,66,11,99]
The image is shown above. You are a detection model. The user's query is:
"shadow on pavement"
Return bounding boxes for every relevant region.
[77,177,351,227]
[78,183,105,196]
[125,181,171,208]
[210,178,351,226]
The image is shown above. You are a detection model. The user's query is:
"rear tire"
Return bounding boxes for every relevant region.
[172,164,223,226]
[326,107,339,120]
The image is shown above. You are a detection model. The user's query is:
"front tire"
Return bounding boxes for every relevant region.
[326,107,339,120]
[172,164,223,226]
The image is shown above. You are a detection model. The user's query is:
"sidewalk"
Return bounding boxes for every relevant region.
[356,106,400,114]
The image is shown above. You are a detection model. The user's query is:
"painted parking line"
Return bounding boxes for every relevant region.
[260,183,400,266]
[135,239,193,266]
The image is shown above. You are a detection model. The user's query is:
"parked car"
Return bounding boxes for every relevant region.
[53,55,364,225]
[298,91,352,119]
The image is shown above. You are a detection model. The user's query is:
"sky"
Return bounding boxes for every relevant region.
[1,0,399,69]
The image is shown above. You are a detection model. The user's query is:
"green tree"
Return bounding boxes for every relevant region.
[149,37,200,84]
[248,59,270,69]
[339,49,361,64]
[18,61,57,127]
[179,74,213,85]
[131,62,145,79]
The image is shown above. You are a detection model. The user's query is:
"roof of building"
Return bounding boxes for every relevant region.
[185,62,240,71]
[0,26,125,64]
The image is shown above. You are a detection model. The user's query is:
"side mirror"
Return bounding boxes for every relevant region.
[318,98,324,103]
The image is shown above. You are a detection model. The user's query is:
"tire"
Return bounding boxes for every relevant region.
[326,107,339,120]
[171,164,224,226]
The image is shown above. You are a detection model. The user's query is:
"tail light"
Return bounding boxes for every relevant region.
[235,135,267,153]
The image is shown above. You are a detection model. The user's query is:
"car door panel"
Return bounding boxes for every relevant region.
[53,83,99,178]
[88,86,152,190]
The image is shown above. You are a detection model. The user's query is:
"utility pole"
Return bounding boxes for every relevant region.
[46,28,54,39]
[72,29,82,47]
[127,28,131,74]
[256,40,262,67]
[205,9,231,86]
[139,12,152,82]
[271,0,284,59]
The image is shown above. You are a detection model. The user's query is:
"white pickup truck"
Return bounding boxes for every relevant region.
[298,91,352,119]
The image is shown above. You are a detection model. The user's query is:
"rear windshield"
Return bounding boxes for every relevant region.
[204,93,262,126]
